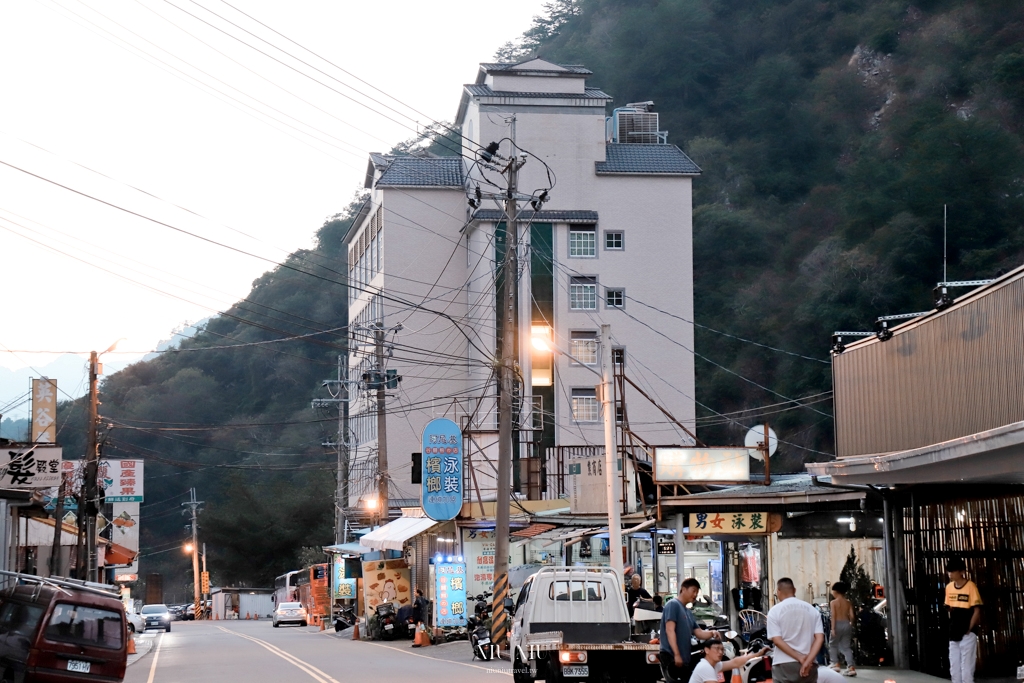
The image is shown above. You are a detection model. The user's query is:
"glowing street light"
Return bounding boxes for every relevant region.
[184,543,194,553]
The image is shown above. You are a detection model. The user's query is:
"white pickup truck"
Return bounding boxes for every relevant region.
[508,567,661,683]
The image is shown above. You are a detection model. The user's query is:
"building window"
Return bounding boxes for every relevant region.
[612,347,626,367]
[604,231,624,250]
[569,225,597,258]
[571,388,599,422]
[570,331,598,365]
[570,277,598,310]
[606,288,625,308]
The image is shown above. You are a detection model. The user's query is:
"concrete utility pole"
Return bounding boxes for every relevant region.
[314,354,350,545]
[600,324,624,581]
[492,144,524,649]
[49,474,66,576]
[201,542,208,616]
[374,325,389,518]
[182,488,202,618]
[84,351,100,582]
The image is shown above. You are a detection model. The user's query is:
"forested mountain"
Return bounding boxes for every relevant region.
[57,0,1024,587]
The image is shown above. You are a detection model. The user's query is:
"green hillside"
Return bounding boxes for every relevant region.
[58,0,1024,587]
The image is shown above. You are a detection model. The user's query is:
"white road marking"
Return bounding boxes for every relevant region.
[359,639,513,676]
[145,634,164,683]
[214,626,341,683]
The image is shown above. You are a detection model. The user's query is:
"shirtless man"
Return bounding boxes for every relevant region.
[828,582,856,676]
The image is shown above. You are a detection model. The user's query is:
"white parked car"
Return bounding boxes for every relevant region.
[272,602,307,627]
[126,610,144,634]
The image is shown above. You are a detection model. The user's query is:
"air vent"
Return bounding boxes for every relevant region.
[608,102,667,144]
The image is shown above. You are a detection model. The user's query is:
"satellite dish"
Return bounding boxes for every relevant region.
[744,426,778,461]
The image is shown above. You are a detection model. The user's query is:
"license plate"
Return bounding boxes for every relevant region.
[1017,665,1024,680]
[384,624,394,630]
[67,661,91,673]
[562,665,588,677]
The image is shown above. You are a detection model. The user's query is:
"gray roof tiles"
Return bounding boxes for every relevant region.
[472,209,598,224]
[479,62,592,75]
[596,144,702,175]
[374,156,465,188]
[464,84,611,101]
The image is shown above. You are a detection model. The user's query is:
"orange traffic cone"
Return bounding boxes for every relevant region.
[413,624,431,647]
[352,618,360,640]
[214,612,219,620]
[246,612,251,620]
[254,613,259,620]
[127,637,137,655]
[319,618,326,632]
[732,669,742,683]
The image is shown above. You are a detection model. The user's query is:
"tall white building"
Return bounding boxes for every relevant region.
[345,58,699,513]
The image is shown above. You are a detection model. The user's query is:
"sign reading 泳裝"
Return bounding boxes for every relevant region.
[690,511,769,535]
[434,561,467,627]
[31,378,58,444]
[2,446,62,489]
[654,448,750,483]
[421,418,462,521]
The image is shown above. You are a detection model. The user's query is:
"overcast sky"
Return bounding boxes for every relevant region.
[0,0,548,388]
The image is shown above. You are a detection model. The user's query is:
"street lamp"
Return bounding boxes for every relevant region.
[183,543,194,553]
[531,323,623,582]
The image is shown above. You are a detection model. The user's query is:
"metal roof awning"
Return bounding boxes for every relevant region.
[359,516,439,552]
[659,475,867,511]
[323,542,368,557]
[807,420,1024,485]
[512,523,557,539]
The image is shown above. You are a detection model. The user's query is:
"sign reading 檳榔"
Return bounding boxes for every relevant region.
[434,561,467,627]
[421,418,462,521]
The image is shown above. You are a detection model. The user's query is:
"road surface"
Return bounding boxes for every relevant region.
[125,620,510,683]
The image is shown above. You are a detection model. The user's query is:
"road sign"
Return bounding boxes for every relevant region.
[201,571,209,594]
[421,418,462,521]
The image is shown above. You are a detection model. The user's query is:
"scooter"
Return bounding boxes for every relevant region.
[333,604,357,632]
[374,602,398,641]
[468,592,494,660]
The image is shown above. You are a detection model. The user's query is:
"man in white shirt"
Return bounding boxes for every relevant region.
[688,639,767,683]
[766,577,833,683]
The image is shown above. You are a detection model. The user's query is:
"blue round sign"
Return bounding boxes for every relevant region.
[421,418,463,521]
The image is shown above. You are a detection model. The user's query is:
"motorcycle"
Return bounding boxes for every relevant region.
[468,592,494,660]
[333,604,357,632]
[373,602,399,641]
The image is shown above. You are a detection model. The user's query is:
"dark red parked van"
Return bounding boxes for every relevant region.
[0,579,128,682]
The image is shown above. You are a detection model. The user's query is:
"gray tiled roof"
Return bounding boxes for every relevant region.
[375,156,465,187]
[465,84,611,101]
[479,62,593,75]
[472,209,598,224]
[596,144,702,175]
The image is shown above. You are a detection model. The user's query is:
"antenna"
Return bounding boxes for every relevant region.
[943,204,947,283]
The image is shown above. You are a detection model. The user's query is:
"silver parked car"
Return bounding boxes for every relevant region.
[272,602,307,627]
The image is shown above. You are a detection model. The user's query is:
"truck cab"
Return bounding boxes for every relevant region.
[508,567,660,683]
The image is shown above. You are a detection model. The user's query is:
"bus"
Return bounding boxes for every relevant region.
[274,570,300,605]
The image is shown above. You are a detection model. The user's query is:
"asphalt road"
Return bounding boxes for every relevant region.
[125,620,512,683]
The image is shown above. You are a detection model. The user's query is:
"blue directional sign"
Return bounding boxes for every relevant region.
[434,560,467,627]
[421,418,463,521]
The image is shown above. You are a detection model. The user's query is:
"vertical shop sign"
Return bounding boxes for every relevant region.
[31,379,57,443]
[434,560,467,627]
[421,418,462,521]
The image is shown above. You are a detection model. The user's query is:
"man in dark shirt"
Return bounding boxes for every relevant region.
[660,578,717,683]
[626,574,653,618]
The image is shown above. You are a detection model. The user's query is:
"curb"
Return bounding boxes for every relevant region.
[127,635,155,667]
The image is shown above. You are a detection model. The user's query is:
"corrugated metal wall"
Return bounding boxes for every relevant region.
[771,538,885,606]
[835,273,1024,456]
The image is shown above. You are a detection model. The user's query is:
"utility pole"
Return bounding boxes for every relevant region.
[600,324,624,581]
[182,488,202,619]
[375,325,389,517]
[49,474,66,576]
[84,351,100,582]
[314,354,350,545]
[201,542,208,618]
[491,143,524,649]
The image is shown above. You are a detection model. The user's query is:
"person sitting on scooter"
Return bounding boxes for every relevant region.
[689,639,769,683]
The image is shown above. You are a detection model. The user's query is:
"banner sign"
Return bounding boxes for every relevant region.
[690,511,769,535]
[49,459,144,508]
[361,559,411,617]
[421,418,462,521]
[2,446,62,488]
[434,561,467,627]
[654,448,750,483]
[336,578,357,600]
[31,379,57,443]
[462,528,496,598]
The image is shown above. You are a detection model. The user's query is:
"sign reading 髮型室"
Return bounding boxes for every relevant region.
[421,418,462,521]
[654,448,750,483]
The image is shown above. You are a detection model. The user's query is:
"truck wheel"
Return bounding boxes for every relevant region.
[513,654,533,683]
